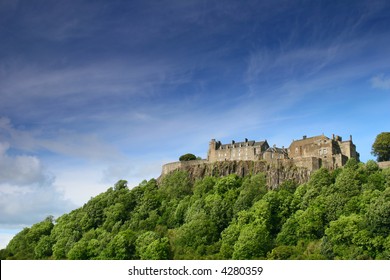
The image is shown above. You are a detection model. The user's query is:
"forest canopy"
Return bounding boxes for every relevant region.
[1,159,390,260]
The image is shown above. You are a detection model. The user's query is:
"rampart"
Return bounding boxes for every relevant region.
[161,160,208,175]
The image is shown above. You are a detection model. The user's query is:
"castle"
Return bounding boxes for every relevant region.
[161,134,360,176]
[208,134,360,170]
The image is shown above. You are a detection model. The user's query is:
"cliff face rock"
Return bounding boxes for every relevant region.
[160,160,312,189]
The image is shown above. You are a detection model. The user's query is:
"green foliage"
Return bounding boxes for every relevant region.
[35,235,54,259]
[366,187,390,235]
[372,132,390,162]
[171,211,218,259]
[324,214,370,259]
[193,177,216,198]
[234,173,267,214]
[232,221,271,259]
[179,153,197,161]
[3,162,390,260]
[136,231,170,260]
[159,170,192,199]
[103,229,137,259]
[5,216,54,259]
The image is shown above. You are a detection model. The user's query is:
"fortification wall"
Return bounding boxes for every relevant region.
[292,157,321,170]
[161,160,208,175]
[378,161,390,169]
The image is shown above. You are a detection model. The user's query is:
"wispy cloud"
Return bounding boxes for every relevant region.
[0,117,123,161]
[371,74,390,90]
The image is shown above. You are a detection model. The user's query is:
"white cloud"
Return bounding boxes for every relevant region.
[53,166,111,206]
[101,158,164,185]
[371,74,390,90]
[0,142,50,186]
[0,183,74,225]
[0,140,75,228]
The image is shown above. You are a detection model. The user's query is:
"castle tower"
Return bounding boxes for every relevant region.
[208,139,217,161]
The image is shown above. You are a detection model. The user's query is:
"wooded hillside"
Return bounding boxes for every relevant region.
[1,159,390,260]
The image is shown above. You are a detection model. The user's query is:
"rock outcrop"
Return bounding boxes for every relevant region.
[160,160,312,189]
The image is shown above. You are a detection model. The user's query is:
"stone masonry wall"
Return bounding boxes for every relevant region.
[161,160,208,175]
[378,161,390,169]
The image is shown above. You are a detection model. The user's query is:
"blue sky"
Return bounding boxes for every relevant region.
[1,0,390,248]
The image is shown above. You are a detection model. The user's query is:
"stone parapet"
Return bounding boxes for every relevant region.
[161,159,208,175]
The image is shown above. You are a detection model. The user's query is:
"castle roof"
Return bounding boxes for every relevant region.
[265,146,287,154]
[291,134,329,143]
[219,139,267,149]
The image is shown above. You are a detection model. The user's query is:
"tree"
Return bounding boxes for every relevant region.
[372,132,390,162]
[232,221,271,259]
[179,153,197,161]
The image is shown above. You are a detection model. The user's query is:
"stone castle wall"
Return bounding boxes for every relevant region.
[292,157,321,170]
[161,160,208,175]
[208,139,268,162]
[208,134,359,171]
[378,161,390,169]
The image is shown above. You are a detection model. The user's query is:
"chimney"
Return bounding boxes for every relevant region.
[232,140,235,144]
[350,135,352,141]
[303,135,307,139]
[245,138,248,142]
[332,134,335,140]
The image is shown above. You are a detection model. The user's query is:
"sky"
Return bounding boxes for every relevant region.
[1,0,390,249]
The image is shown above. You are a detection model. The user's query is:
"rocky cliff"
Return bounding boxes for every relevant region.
[160,160,312,189]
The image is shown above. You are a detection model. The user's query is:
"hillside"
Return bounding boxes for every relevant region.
[1,159,390,260]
